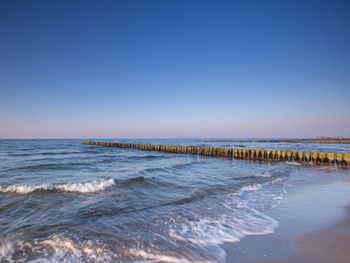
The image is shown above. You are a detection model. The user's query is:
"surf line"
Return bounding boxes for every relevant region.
[81,141,350,167]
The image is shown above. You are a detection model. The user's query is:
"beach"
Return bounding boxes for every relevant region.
[226,173,350,263]
[277,206,350,263]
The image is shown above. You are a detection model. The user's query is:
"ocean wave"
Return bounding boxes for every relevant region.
[0,236,115,263]
[150,182,285,263]
[175,208,278,245]
[167,195,279,262]
[120,176,149,186]
[4,162,87,172]
[128,154,170,161]
[8,151,84,157]
[138,160,201,176]
[0,178,115,194]
[168,160,203,170]
[163,191,206,206]
[234,170,288,183]
[235,180,287,211]
[99,154,170,163]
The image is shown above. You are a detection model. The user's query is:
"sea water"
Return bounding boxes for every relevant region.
[0,139,349,262]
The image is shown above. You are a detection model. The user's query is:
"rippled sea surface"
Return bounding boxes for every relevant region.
[0,139,349,262]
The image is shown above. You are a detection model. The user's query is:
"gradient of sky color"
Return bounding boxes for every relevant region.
[1,0,349,139]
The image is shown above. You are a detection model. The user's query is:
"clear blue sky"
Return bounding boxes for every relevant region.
[1,0,349,139]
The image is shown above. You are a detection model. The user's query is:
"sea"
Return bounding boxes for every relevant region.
[0,139,350,262]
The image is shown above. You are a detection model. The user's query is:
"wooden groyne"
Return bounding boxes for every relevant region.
[233,148,349,166]
[81,141,350,166]
[198,139,350,144]
[82,141,232,157]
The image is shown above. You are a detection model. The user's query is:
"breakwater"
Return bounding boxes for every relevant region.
[81,141,350,166]
[233,148,349,166]
[199,139,350,144]
[81,141,233,157]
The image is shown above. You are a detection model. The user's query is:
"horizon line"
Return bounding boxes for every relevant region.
[1,136,349,140]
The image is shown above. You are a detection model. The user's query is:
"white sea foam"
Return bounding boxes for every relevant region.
[38,236,113,262]
[128,249,199,263]
[168,198,279,262]
[1,236,202,263]
[0,236,116,263]
[240,183,262,192]
[164,181,284,262]
[155,178,286,262]
[0,240,13,259]
[285,161,302,166]
[0,178,115,194]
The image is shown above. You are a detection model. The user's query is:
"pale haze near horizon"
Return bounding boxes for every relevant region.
[1,0,349,139]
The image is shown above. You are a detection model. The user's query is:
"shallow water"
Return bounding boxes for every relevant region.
[0,139,349,262]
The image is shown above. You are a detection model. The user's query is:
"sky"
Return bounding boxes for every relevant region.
[0,0,349,139]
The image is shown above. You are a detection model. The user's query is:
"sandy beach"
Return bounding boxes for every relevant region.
[273,205,350,263]
[228,206,350,263]
[226,174,350,263]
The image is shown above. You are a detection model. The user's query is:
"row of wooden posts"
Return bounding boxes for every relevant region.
[81,141,350,166]
[200,139,350,144]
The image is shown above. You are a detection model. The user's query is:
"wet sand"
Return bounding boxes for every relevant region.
[274,206,350,263]
[226,177,350,263]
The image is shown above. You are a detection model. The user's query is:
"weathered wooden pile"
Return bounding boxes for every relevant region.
[81,141,232,157]
[81,141,350,166]
[233,148,349,166]
[199,139,350,144]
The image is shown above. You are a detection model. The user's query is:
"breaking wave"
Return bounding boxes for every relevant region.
[0,236,115,263]
[164,183,281,262]
[0,180,288,262]
[0,178,115,194]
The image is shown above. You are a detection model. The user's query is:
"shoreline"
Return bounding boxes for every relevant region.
[225,176,350,263]
[270,205,350,263]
